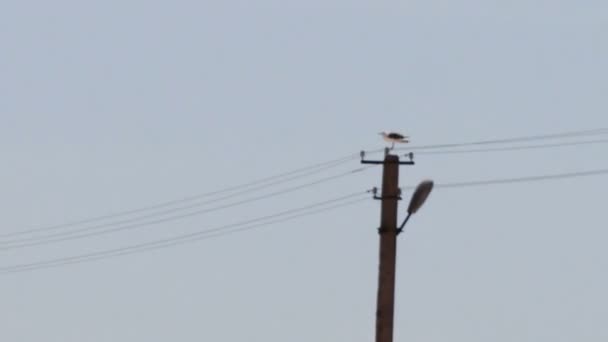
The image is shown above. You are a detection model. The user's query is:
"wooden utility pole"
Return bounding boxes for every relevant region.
[362,150,414,342]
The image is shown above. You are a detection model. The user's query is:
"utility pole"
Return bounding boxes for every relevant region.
[362,149,414,342]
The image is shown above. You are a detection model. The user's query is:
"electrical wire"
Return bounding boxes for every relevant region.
[0,167,374,249]
[412,138,608,155]
[0,192,371,274]
[391,127,608,152]
[3,167,608,274]
[397,169,608,192]
[0,153,360,239]
[432,168,608,189]
[3,127,607,242]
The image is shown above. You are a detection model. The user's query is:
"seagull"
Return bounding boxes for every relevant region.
[379,131,409,149]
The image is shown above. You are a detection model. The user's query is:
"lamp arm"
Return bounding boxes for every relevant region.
[397,213,412,235]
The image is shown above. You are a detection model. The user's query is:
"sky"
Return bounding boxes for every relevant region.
[1,1,607,341]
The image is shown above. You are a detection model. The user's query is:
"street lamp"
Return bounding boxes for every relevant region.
[397,180,434,234]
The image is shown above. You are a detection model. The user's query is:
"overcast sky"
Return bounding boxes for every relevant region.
[1,1,607,341]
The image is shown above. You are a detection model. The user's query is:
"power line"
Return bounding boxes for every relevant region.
[3,167,608,274]
[431,168,608,189]
[413,138,608,155]
[4,127,607,242]
[393,127,608,152]
[0,153,360,239]
[396,168,608,192]
[13,165,605,251]
[0,167,374,249]
[0,192,371,274]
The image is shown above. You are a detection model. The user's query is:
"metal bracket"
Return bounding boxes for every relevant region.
[376,227,406,235]
[372,188,402,200]
[373,195,402,201]
[377,227,400,234]
[361,159,415,165]
[377,226,389,234]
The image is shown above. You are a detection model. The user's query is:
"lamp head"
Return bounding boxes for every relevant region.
[407,180,434,215]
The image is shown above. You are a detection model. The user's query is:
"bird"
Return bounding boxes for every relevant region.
[379,131,409,149]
